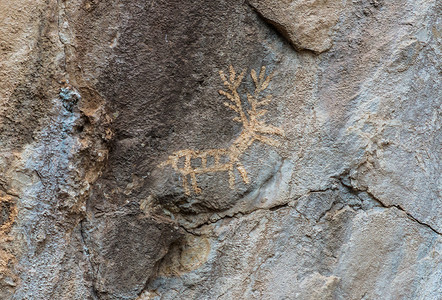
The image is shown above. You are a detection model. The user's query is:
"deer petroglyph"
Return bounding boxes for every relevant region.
[159,66,284,195]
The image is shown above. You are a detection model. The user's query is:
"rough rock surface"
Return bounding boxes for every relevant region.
[0,0,440,299]
[248,0,343,53]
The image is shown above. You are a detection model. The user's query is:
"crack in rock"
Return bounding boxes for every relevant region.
[337,175,441,235]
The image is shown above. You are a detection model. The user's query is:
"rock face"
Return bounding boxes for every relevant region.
[248,0,343,53]
[0,0,440,299]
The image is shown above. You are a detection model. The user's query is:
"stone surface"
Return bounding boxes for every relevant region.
[0,0,440,299]
[142,188,440,300]
[248,0,343,53]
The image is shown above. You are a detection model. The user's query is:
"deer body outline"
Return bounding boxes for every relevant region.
[159,66,284,195]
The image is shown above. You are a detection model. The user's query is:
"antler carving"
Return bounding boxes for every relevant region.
[218,66,248,125]
[159,65,283,195]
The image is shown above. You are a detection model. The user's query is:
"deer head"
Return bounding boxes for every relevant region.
[219,65,284,146]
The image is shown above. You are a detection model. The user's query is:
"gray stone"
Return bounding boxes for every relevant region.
[0,0,440,299]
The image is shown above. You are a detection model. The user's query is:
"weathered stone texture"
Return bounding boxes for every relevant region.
[248,0,343,53]
[143,189,440,300]
[0,0,440,299]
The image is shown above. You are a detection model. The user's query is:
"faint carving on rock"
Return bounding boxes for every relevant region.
[159,66,284,195]
[248,0,343,53]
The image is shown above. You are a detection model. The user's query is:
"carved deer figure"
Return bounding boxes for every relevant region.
[159,65,284,195]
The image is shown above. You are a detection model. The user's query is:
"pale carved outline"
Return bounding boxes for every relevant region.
[159,66,284,195]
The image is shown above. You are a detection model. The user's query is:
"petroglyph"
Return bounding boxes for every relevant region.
[159,66,284,195]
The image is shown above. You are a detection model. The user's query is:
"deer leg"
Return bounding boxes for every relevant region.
[201,154,207,169]
[236,161,250,184]
[182,174,191,195]
[190,172,202,194]
[228,164,235,189]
